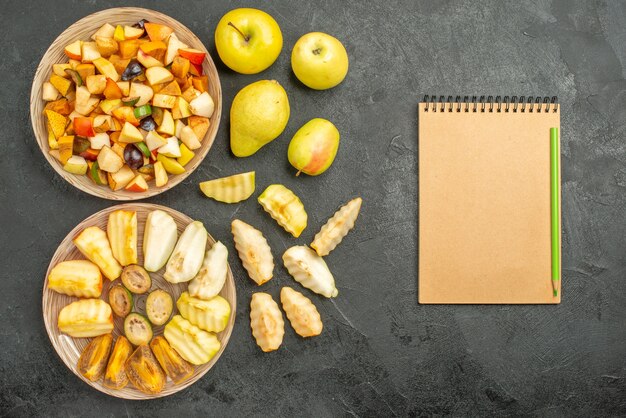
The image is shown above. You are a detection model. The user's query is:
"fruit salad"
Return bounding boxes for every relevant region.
[42,19,216,193]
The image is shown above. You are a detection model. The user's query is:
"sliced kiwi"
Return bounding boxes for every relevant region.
[124,313,153,346]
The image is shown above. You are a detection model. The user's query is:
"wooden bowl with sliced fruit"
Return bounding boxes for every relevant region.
[30,8,221,200]
[42,203,236,399]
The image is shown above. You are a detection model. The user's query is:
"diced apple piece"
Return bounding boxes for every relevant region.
[145,130,167,151]
[157,110,175,136]
[175,120,185,138]
[158,137,181,158]
[116,81,130,96]
[159,80,181,96]
[123,25,144,40]
[137,49,163,68]
[64,40,82,60]
[154,161,168,187]
[49,149,61,162]
[81,42,101,63]
[63,155,88,175]
[125,175,149,192]
[113,25,125,42]
[187,116,210,140]
[100,99,122,115]
[80,149,99,161]
[178,48,205,65]
[112,107,139,126]
[189,92,214,118]
[108,166,135,191]
[97,145,124,173]
[146,67,173,86]
[48,127,58,149]
[177,143,195,167]
[91,23,116,40]
[93,57,119,81]
[75,86,91,106]
[75,98,100,116]
[157,154,185,175]
[93,115,113,133]
[68,59,81,69]
[86,75,107,94]
[165,33,188,65]
[53,63,72,78]
[67,111,82,122]
[95,36,118,57]
[118,122,144,143]
[43,82,60,101]
[129,83,154,106]
[180,125,201,150]
[172,97,191,119]
[144,23,174,42]
[49,74,72,97]
[89,133,110,150]
[111,143,125,159]
[152,94,176,109]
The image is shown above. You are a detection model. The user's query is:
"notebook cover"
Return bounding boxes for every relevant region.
[418,101,561,304]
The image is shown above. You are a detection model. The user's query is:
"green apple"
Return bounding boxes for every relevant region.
[291,32,349,90]
[231,80,290,157]
[288,118,340,176]
[214,8,283,74]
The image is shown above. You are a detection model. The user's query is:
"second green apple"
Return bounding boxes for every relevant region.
[288,118,340,176]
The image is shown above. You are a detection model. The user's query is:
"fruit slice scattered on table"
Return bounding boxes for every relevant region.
[231,219,274,285]
[125,344,166,395]
[177,291,231,333]
[230,80,289,157]
[107,210,138,266]
[143,210,178,272]
[164,221,207,283]
[188,241,228,300]
[58,298,114,338]
[146,289,173,326]
[164,315,221,365]
[288,118,340,176]
[214,8,282,74]
[108,284,133,318]
[280,287,323,337]
[283,246,338,298]
[77,333,113,381]
[73,226,122,281]
[199,171,255,203]
[250,292,284,352]
[120,264,152,294]
[103,335,132,390]
[258,184,307,237]
[124,313,153,346]
[311,197,362,256]
[150,336,193,385]
[291,32,349,90]
[48,260,102,298]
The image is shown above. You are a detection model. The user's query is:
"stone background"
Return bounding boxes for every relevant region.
[1,0,624,416]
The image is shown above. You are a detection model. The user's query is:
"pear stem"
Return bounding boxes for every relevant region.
[227,22,250,42]
[296,170,302,177]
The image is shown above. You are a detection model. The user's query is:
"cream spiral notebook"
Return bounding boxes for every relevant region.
[418,96,561,304]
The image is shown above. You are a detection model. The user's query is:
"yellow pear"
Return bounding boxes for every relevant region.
[230,80,290,157]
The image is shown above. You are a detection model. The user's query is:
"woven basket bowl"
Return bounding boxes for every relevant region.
[42,203,236,399]
[30,8,222,200]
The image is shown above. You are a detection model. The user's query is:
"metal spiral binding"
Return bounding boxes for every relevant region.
[423,95,558,113]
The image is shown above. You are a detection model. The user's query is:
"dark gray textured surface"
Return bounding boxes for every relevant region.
[1,0,625,416]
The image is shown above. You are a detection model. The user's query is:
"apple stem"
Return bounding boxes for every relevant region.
[227,22,250,42]
[312,48,322,55]
[296,170,301,177]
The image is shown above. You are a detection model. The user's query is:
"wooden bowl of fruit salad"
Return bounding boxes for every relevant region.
[30,8,222,200]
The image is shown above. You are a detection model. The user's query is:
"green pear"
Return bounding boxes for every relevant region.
[288,118,340,176]
[230,80,290,157]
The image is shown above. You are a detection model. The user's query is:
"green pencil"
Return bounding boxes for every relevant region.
[550,127,560,297]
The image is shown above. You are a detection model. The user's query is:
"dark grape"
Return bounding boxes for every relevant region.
[133,19,149,29]
[139,116,157,131]
[124,144,144,169]
[121,60,143,81]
